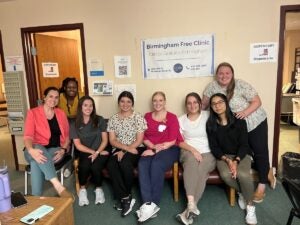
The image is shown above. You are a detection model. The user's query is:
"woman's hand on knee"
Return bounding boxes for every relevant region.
[141,149,155,157]
[30,148,47,164]
[191,150,203,162]
[53,149,64,163]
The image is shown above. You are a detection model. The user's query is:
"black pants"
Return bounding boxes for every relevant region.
[78,153,109,187]
[248,119,270,184]
[107,151,139,200]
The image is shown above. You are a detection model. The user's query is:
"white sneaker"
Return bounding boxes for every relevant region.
[186,201,200,219]
[136,209,157,219]
[95,187,105,204]
[63,168,71,178]
[78,189,89,206]
[138,202,160,222]
[245,205,257,225]
[238,192,246,210]
[176,209,194,225]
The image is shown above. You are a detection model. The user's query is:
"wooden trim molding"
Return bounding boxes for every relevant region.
[273,4,300,169]
[21,23,88,108]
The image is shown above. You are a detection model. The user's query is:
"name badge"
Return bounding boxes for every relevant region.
[158,124,166,132]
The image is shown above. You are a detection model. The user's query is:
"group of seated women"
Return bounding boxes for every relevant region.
[23,62,276,225]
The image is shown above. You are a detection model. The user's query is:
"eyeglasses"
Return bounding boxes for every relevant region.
[211,100,225,107]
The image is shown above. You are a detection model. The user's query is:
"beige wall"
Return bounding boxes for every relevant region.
[0,0,299,165]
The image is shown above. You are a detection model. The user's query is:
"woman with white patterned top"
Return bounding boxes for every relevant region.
[176,92,216,225]
[106,91,147,217]
[202,62,276,203]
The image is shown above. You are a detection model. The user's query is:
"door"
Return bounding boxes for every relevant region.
[35,34,81,97]
[274,5,300,168]
[21,23,88,108]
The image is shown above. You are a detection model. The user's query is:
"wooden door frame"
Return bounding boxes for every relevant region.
[21,23,88,108]
[0,31,6,70]
[273,5,300,168]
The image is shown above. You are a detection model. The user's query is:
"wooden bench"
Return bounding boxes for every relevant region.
[74,158,176,195]
[74,160,235,206]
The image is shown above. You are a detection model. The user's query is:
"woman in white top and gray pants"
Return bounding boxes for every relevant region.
[176,92,216,225]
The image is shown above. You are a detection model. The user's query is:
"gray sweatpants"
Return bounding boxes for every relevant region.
[180,150,216,204]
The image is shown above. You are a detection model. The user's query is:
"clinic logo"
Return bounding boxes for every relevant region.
[173,63,183,73]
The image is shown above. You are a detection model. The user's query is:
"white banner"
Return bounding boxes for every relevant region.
[141,34,214,79]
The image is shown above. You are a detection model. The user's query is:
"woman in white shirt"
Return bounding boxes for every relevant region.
[176,92,216,225]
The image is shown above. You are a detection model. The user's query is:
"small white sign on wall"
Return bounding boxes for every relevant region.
[93,80,113,96]
[250,42,278,63]
[5,56,24,71]
[114,56,131,78]
[89,58,104,76]
[42,62,59,77]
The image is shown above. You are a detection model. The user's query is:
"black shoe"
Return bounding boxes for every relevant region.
[113,201,122,211]
[121,197,136,217]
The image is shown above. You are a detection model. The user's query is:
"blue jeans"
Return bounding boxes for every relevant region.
[24,144,61,196]
[138,145,179,205]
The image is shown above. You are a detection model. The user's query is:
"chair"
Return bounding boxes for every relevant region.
[24,154,72,195]
[282,177,300,225]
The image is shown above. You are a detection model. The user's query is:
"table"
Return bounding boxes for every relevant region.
[0,196,74,225]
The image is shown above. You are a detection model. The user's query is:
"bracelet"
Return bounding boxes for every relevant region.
[233,157,240,164]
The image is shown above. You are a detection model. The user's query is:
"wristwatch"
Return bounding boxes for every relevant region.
[233,157,240,164]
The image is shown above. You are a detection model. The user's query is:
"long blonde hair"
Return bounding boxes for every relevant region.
[215,62,235,101]
[152,91,166,101]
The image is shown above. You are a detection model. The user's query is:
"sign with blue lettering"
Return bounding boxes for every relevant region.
[141,34,214,79]
[89,59,104,76]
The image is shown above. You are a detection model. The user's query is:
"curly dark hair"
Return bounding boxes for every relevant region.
[59,77,78,94]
